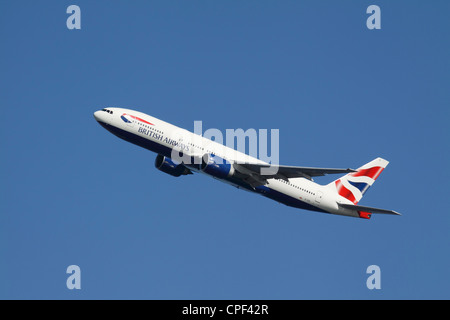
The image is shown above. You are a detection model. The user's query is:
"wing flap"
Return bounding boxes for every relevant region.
[236,163,356,180]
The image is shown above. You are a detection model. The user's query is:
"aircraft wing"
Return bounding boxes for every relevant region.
[235,163,356,181]
[338,203,401,216]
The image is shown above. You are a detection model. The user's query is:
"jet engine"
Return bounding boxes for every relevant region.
[200,153,235,179]
[155,154,192,177]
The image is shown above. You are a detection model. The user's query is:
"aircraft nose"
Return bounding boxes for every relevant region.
[93,110,101,121]
[93,110,109,124]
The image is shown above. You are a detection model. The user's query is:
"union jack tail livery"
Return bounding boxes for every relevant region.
[329,158,389,205]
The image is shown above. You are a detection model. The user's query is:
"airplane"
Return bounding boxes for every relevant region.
[94,107,400,219]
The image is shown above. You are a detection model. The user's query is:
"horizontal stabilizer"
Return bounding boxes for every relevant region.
[338,203,401,216]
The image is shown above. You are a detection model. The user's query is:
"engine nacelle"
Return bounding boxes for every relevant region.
[155,154,191,177]
[200,153,235,179]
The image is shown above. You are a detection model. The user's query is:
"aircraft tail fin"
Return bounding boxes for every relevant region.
[327,157,389,204]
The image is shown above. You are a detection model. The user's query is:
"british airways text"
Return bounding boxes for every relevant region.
[138,126,190,151]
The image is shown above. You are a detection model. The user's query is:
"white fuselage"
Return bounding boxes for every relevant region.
[94,107,360,218]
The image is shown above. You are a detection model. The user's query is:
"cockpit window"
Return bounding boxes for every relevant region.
[101,108,113,114]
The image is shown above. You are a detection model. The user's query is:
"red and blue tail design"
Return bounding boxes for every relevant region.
[329,158,389,204]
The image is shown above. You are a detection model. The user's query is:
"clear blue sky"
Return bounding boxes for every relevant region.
[1,1,449,299]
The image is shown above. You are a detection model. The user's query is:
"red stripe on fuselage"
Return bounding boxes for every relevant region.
[124,113,154,125]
